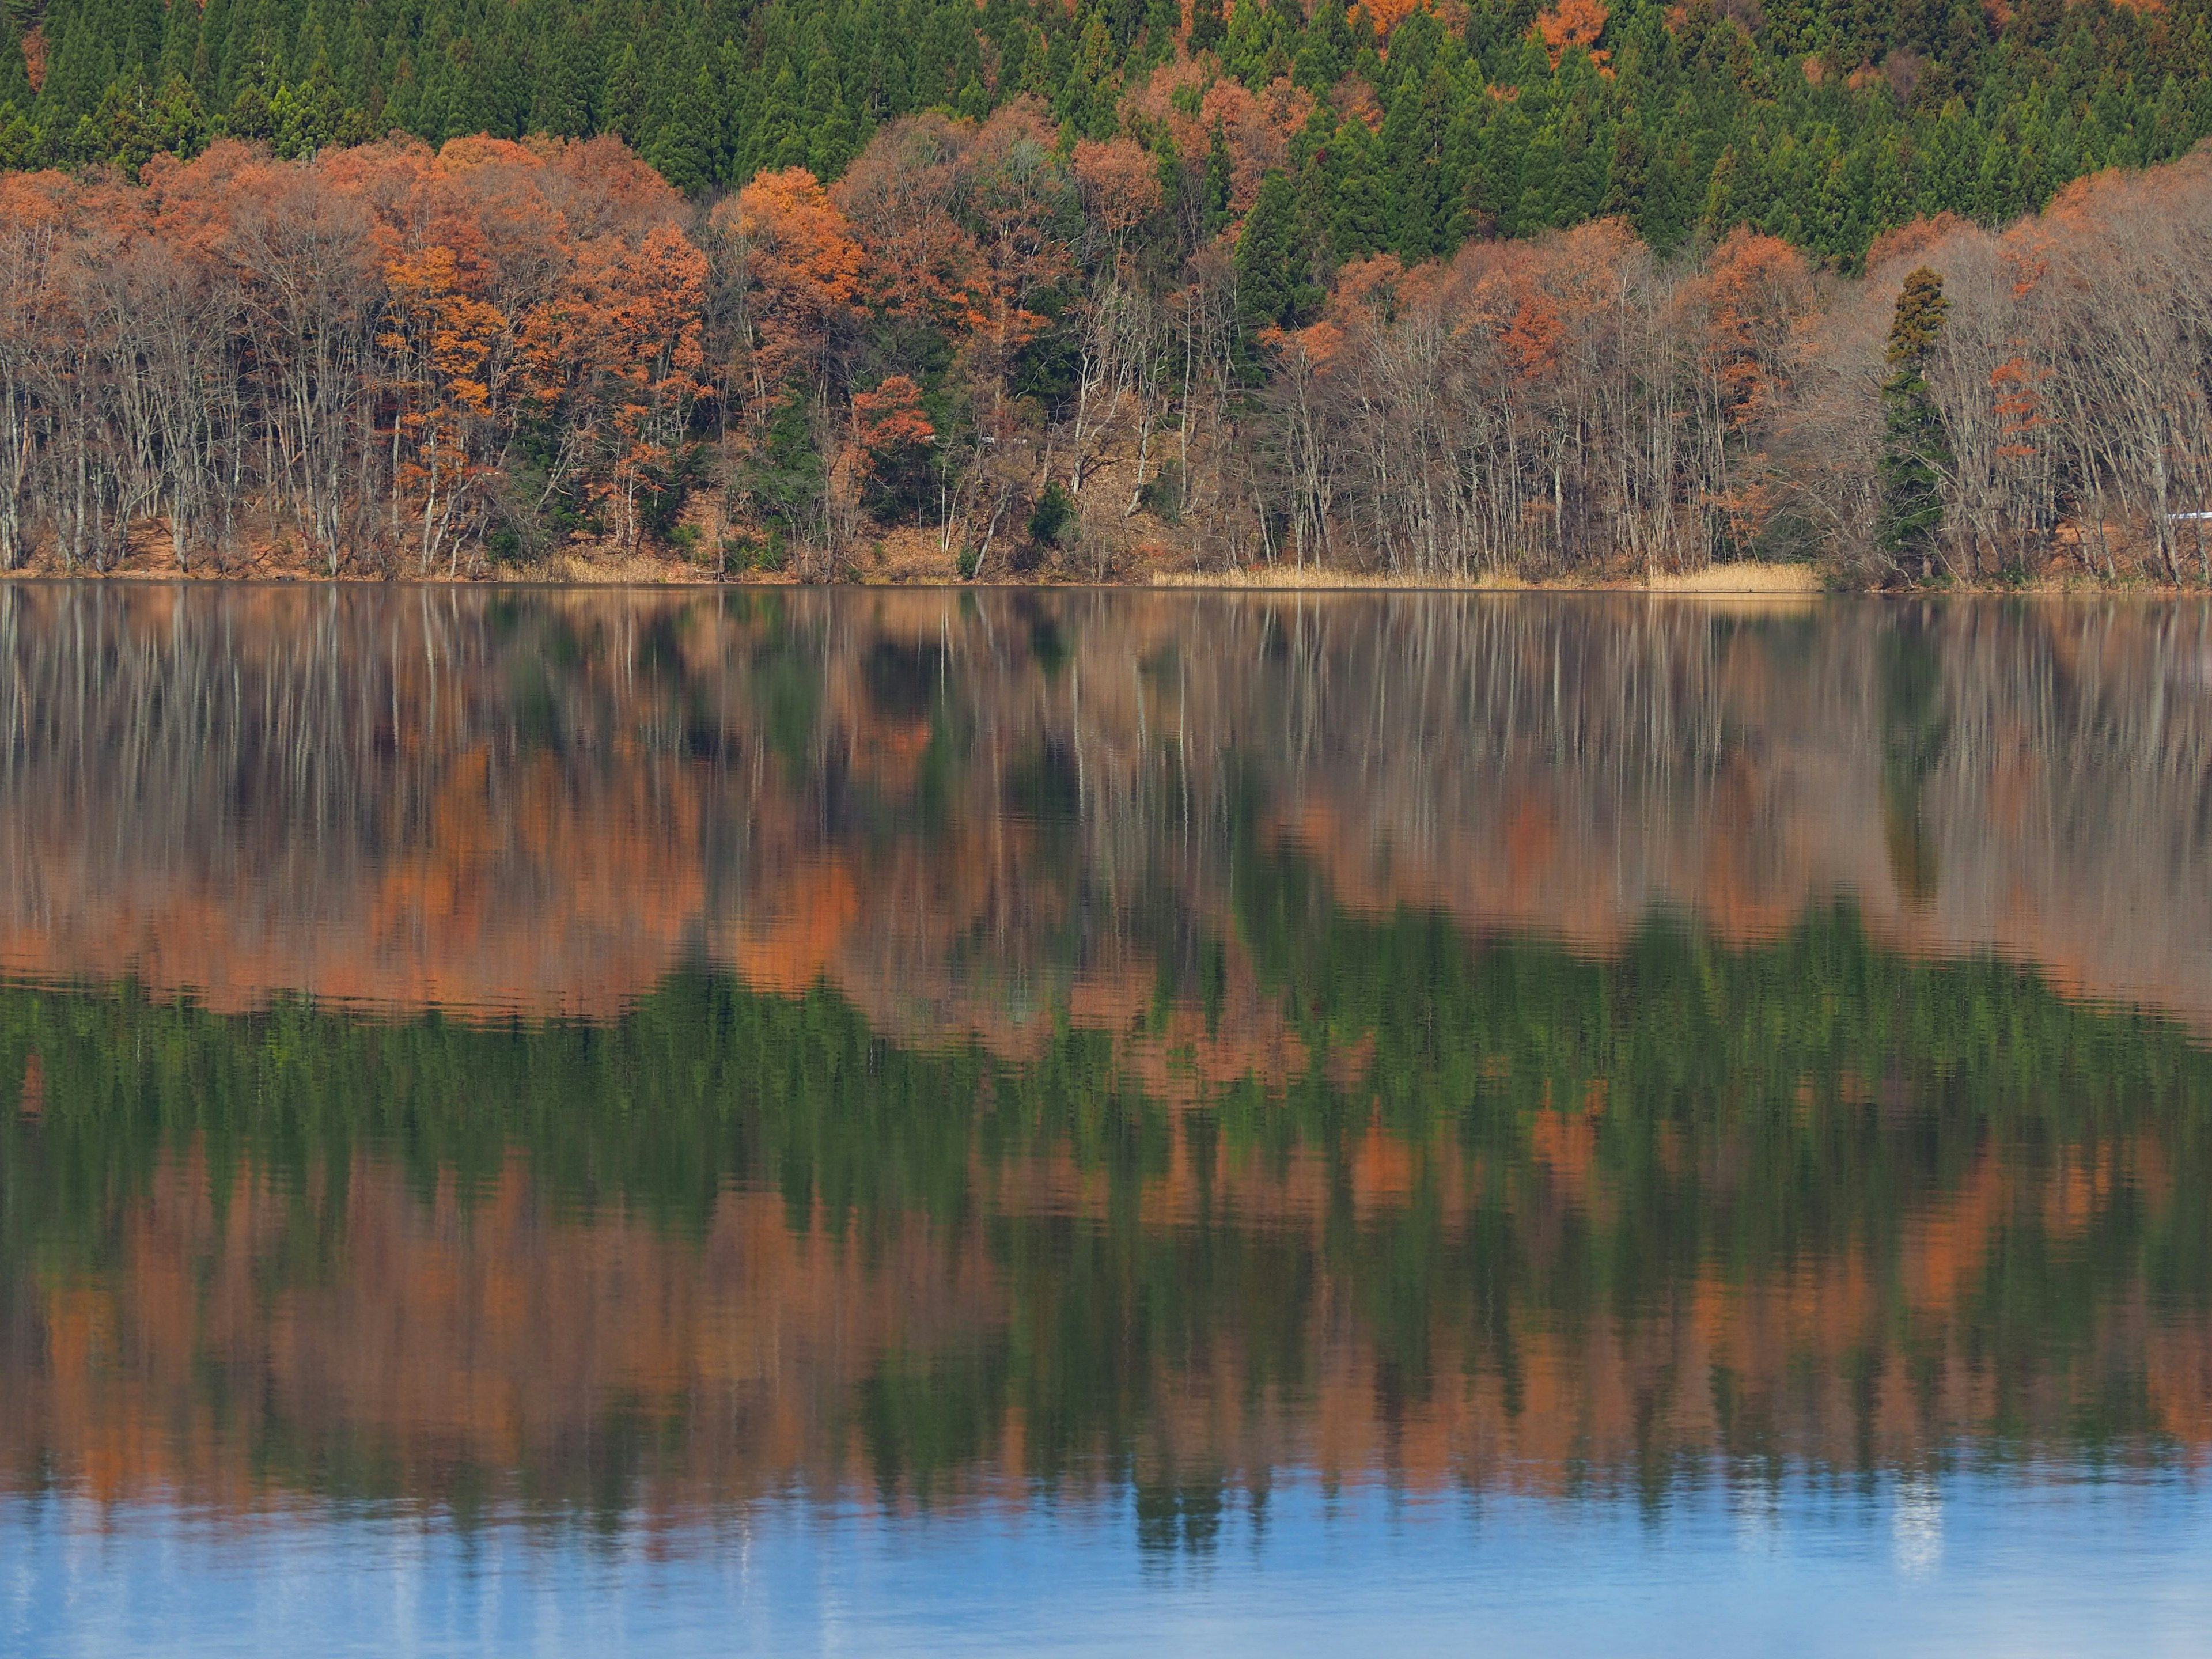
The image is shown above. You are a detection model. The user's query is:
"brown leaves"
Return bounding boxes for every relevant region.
[1693,226,1813,430]
[1535,0,1609,70]
[1073,138,1162,237]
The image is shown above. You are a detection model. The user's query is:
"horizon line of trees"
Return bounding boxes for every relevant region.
[7,0,2212,277]
[1,117,2210,584]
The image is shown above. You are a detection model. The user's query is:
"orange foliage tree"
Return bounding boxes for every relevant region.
[378,244,507,573]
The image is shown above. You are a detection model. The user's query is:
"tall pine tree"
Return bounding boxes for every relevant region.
[1878,266,1953,579]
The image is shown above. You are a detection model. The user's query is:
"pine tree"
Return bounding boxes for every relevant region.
[1329,114,1389,257]
[532,18,597,137]
[652,60,721,191]
[1202,119,1233,239]
[603,43,646,147]
[1294,0,1350,88]
[1381,58,1451,257]
[1190,0,1226,55]
[1878,266,1953,578]
[1234,170,1319,338]
[0,5,29,109]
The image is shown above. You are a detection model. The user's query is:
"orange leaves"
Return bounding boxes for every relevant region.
[1990,356,2043,459]
[1072,138,1162,237]
[830,105,1078,429]
[1864,212,1969,275]
[1535,0,1609,70]
[532,223,708,545]
[831,117,979,333]
[725,171,862,312]
[377,242,510,569]
[1503,294,1567,381]
[851,376,935,472]
[714,167,863,406]
[723,168,863,320]
[381,245,505,420]
[1694,226,1813,431]
[340,137,706,554]
[590,223,709,411]
[1358,0,1431,34]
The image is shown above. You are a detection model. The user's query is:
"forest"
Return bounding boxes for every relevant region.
[1,0,2211,581]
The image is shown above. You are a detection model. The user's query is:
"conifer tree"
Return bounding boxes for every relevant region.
[1189,0,1225,54]
[1202,120,1233,239]
[1294,0,1351,88]
[1878,266,1953,578]
[1234,170,1319,338]
[1329,114,1391,258]
[0,6,28,110]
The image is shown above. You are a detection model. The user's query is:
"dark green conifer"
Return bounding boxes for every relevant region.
[1878,266,1953,578]
[1329,115,1389,258]
[0,5,29,109]
[1189,0,1225,55]
[1202,120,1233,239]
[1234,170,1320,336]
[602,42,645,147]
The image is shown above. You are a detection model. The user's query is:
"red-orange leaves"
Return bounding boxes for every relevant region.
[1535,0,1609,70]
[382,245,504,418]
[714,167,863,412]
[380,244,509,573]
[1693,226,1813,431]
[1990,356,2043,459]
[852,375,935,465]
[1072,138,1162,239]
[572,223,709,546]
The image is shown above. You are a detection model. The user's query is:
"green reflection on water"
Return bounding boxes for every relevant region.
[4,899,2208,1522]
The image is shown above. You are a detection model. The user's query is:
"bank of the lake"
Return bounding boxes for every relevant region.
[0,555,2153,595]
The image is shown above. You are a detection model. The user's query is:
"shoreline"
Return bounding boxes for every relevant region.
[1,563,2199,597]
[5,554,2206,597]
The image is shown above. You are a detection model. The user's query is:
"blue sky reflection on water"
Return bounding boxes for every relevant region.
[6,1468,2208,1657]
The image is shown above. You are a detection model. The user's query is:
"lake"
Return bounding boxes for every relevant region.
[3,584,2211,1656]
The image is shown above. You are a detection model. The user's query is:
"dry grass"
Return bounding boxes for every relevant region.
[1642,562,1828,593]
[530,548,721,585]
[1147,560,1829,595]
[852,527,965,584]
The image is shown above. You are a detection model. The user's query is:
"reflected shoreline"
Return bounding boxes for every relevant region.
[4,584,2212,1034]
[5,586,2212,1547]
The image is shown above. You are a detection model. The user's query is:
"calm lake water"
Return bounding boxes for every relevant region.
[5,583,2212,1656]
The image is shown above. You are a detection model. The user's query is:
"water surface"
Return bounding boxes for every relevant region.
[3,584,2210,1654]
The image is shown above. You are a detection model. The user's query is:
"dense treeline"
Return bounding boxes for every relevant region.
[8,0,2212,270]
[4,122,2211,582]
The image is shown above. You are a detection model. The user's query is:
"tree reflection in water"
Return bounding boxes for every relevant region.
[3,585,2212,1553]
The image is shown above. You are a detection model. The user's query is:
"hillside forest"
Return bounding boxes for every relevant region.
[2,0,2212,581]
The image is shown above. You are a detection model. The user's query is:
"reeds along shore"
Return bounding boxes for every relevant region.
[3,125,2212,588]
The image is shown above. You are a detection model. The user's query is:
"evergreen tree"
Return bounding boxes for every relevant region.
[0,0,2201,286]
[1202,119,1233,240]
[1190,0,1225,55]
[0,13,24,111]
[1234,169,1319,338]
[1329,115,1389,258]
[1294,0,1351,89]
[1878,267,1953,578]
[652,60,721,191]
[603,43,646,147]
